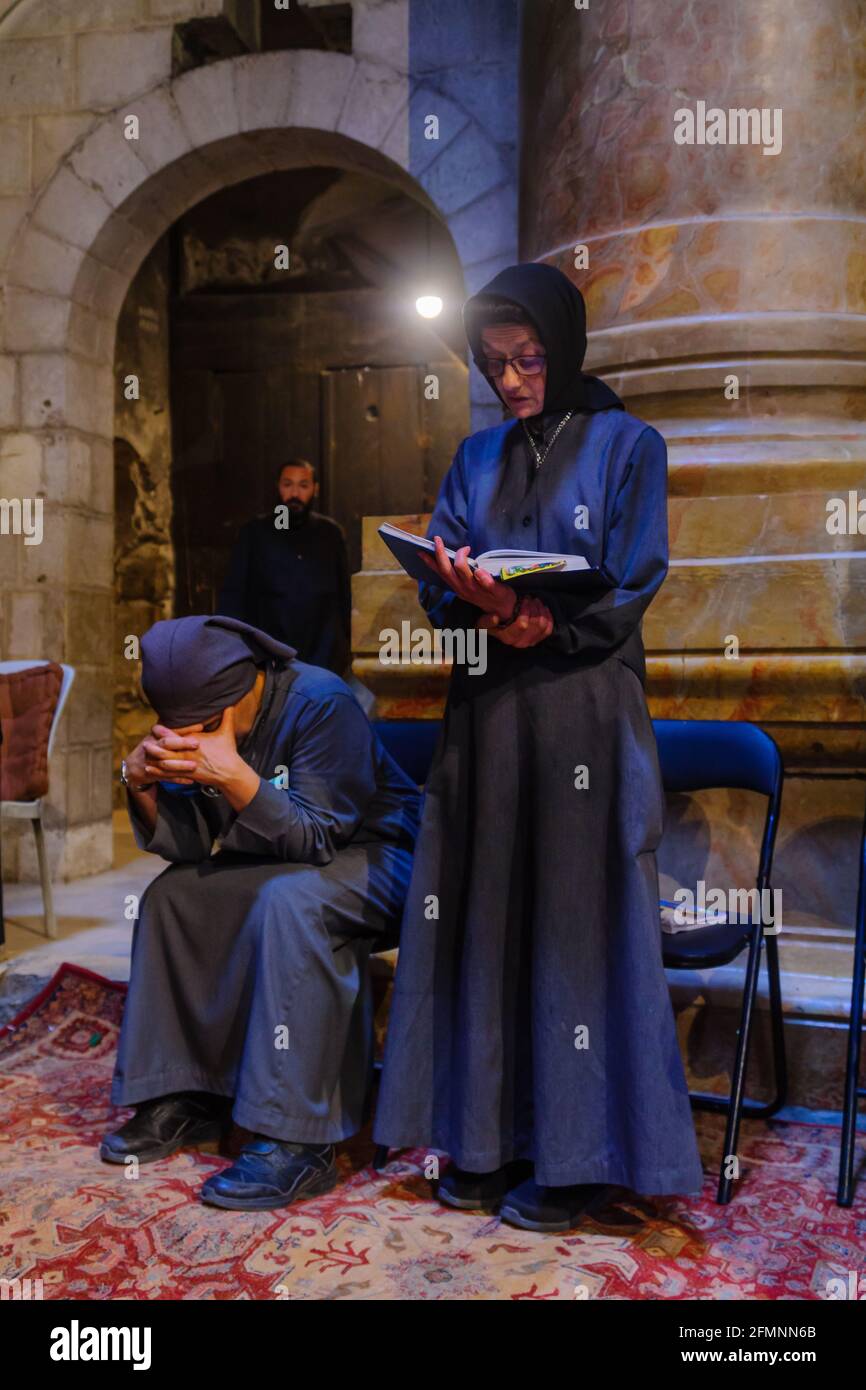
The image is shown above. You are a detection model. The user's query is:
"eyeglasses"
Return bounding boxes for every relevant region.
[477,354,547,378]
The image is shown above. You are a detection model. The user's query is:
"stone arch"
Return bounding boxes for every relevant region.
[0,50,479,877]
[5,51,453,417]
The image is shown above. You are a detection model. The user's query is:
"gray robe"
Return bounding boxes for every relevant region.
[374,409,705,1195]
[112,661,421,1144]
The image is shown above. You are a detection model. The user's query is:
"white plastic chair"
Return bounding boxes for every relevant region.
[0,661,75,940]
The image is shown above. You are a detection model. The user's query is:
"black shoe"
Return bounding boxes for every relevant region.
[100,1092,231,1165]
[499,1178,609,1232]
[200,1136,337,1211]
[436,1159,533,1212]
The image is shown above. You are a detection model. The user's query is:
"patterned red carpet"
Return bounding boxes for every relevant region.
[0,964,864,1301]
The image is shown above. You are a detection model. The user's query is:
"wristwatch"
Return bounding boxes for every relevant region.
[495,591,525,630]
[120,758,155,791]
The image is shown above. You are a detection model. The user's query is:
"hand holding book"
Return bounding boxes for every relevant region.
[422,536,555,647]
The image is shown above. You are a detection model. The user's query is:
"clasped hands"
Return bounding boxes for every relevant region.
[423,535,554,648]
[125,705,257,806]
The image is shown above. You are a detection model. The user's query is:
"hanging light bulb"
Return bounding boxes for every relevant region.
[415,294,443,318]
[414,210,443,318]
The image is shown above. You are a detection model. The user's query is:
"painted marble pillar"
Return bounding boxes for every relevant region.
[519,0,866,773]
[514,0,866,1095]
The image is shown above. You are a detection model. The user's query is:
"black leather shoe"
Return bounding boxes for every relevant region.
[100,1092,231,1165]
[436,1159,533,1212]
[200,1136,337,1210]
[499,1178,609,1232]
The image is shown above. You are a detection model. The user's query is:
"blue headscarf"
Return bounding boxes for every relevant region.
[462,262,623,415]
[140,615,296,727]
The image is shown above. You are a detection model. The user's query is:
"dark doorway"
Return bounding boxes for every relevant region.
[167,167,468,612]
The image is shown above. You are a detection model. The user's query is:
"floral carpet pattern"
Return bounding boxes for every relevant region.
[1,964,864,1301]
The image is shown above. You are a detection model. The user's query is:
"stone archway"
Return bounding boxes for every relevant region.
[0,51,479,878]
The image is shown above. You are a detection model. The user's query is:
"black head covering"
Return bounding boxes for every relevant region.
[140,615,296,727]
[462,262,623,416]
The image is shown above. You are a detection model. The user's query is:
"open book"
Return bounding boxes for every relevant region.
[378,522,603,594]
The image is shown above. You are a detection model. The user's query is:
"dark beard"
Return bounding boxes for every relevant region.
[285,499,313,526]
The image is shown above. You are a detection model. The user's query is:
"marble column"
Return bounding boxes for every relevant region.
[520,0,866,772]
[515,0,866,1102]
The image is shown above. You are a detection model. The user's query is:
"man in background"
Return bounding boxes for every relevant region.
[219,459,351,675]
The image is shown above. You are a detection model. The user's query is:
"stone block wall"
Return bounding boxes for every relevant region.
[0,0,520,878]
[113,235,174,806]
[0,0,196,879]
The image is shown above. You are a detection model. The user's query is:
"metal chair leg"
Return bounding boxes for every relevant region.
[763,932,788,1115]
[693,934,788,1122]
[716,928,764,1204]
[689,928,788,1203]
[32,816,57,940]
[837,918,866,1206]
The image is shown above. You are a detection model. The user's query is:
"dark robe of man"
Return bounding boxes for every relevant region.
[218,509,351,676]
[374,264,704,1198]
[112,618,421,1145]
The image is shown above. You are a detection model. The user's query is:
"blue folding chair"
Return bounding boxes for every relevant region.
[373,719,442,791]
[654,718,788,1204]
[370,716,787,1202]
[837,810,866,1206]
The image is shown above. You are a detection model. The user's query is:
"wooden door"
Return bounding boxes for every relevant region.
[321,363,467,572]
[172,359,468,609]
[171,365,321,614]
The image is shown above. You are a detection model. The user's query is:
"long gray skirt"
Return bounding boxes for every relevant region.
[374,645,704,1194]
[112,841,412,1144]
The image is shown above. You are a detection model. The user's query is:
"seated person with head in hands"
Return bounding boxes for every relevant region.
[103,614,421,1210]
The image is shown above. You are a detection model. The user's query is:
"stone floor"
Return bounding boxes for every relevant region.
[0,813,159,1024]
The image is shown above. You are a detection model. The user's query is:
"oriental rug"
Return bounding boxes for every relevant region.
[0,964,864,1301]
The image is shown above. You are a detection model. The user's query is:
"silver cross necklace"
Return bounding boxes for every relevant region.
[522,410,573,471]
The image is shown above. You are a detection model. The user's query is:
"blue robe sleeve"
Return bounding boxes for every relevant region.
[126,786,216,864]
[418,440,480,633]
[540,425,669,658]
[217,691,377,864]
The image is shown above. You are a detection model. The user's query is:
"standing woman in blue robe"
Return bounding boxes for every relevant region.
[373,263,704,1230]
